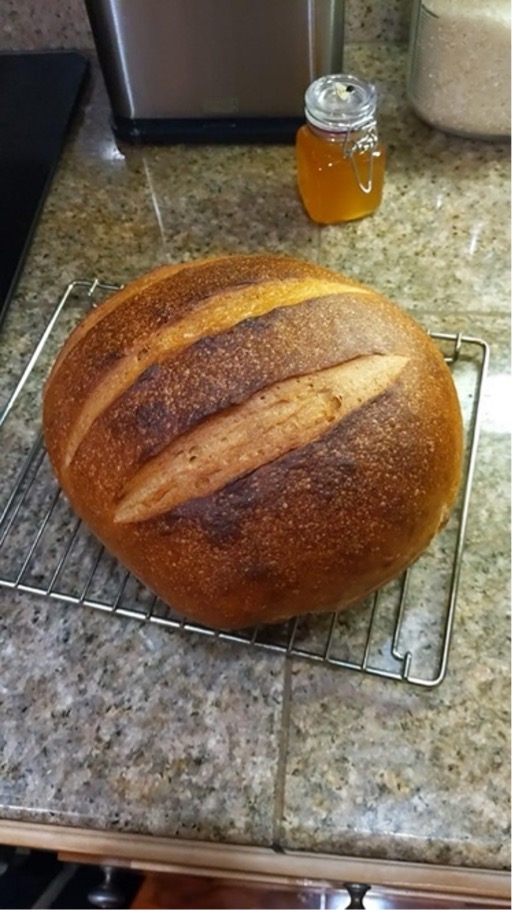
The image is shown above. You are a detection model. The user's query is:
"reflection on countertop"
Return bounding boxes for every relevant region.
[0,45,510,872]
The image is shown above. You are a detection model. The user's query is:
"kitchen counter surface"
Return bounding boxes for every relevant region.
[0,46,511,873]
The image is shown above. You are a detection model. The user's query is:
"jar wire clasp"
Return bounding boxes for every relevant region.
[342,121,379,195]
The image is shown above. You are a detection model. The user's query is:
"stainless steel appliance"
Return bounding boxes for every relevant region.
[84,0,345,142]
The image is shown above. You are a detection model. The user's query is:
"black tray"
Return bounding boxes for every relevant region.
[0,50,89,329]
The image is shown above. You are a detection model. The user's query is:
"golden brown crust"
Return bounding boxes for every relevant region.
[44,254,357,473]
[43,253,463,630]
[60,290,423,514]
[114,354,409,523]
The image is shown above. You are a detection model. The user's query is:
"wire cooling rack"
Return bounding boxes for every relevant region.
[0,279,489,688]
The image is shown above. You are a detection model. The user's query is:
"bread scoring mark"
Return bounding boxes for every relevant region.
[114,353,409,524]
[49,263,191,376]
[50,257,264,376]
[62,277,367,470]
[102,291,392,469]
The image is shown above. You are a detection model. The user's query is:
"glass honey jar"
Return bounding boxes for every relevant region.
[296,74,385,225]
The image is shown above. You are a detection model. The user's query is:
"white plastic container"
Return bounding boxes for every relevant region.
[407,0,511,139]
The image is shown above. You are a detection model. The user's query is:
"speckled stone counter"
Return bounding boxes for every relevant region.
[0,46,510,873]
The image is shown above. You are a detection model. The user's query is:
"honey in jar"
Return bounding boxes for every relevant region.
[296,74,385,225]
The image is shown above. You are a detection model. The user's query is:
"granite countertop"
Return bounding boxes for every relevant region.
[0,46,511,871]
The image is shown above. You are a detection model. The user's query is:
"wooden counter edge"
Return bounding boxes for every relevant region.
[0,818,510,901]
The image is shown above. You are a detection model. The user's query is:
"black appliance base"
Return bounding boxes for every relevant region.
[112,114,303,144]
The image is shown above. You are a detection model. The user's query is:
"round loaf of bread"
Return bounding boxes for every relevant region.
[43,254,463,630]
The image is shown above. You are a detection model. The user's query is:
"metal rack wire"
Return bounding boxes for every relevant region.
[0,279,489,688]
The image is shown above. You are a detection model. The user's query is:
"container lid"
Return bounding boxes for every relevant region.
[305,74,377,132]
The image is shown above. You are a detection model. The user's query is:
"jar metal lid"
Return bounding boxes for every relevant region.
[305,74,378,132]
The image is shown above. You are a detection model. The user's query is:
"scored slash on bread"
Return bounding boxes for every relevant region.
[43,254,463,630]
[115,354,409,523]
